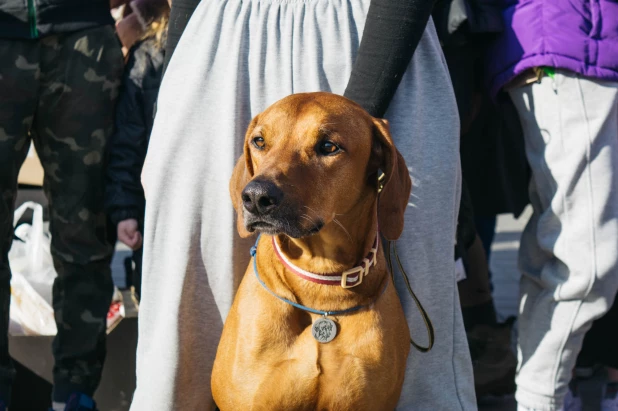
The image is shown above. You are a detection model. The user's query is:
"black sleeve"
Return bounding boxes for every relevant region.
[105,49,150,226]
[344,0,437,118]
[163,0,201,73]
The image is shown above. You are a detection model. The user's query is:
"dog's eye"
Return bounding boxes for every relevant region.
[252,137,265,149]
[318,141,340,155]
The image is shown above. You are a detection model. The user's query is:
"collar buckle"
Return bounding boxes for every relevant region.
[340,240,378,288]
[341,264,365,288]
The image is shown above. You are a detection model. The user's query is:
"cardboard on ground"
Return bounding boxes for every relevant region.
[18,144,44,187]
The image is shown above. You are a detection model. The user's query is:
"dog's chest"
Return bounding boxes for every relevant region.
[239,330,385,409]
[233,312,397,406]
[212,271,409,410]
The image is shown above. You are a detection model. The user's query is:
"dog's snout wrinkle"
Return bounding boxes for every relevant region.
[242,179,284,215]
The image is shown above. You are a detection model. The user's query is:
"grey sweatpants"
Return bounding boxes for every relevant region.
[509,71,618,411]
[131,1,475,410]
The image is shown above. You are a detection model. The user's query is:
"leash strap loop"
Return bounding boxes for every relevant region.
[385,240,435,353]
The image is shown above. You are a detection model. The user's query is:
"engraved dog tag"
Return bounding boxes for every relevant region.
[312,317,337,343]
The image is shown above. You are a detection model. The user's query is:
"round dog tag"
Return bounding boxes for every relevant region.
[312,317,337,343]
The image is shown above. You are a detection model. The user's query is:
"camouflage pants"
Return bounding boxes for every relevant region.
[0,26,123,404]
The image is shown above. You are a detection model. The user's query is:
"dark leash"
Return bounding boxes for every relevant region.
[377,173,434,352]
[385,240,435,353]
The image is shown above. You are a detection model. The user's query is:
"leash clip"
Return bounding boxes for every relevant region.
[377,172,386,193]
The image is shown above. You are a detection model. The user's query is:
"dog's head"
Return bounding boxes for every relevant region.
[230,92,411,241]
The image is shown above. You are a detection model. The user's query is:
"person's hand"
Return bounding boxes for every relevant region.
[116,13,143,56]
[118,219,143,250]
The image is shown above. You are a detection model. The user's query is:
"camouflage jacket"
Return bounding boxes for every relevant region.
[0,0,113,39]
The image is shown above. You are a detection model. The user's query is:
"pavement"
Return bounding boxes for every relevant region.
[477,210,528,411]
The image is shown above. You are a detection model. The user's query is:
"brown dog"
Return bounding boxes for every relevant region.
[212,92,412,410]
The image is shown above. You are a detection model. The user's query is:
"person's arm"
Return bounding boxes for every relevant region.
[163,0,201,72]
[105,48,150,228]
[344,0,437,118]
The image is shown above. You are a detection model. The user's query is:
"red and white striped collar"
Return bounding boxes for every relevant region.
[272,231,379,289]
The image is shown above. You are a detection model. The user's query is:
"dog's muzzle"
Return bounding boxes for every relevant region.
[241,179,323,237]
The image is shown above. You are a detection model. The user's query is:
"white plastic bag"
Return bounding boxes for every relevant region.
[8,201,57,305]
[8,201,58,336]
[8,271,57,336]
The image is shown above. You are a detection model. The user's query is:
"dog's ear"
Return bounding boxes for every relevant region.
[230,116,258,238]
[373,118,411,241]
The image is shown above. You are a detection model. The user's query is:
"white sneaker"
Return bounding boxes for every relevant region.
[602,383,618,411]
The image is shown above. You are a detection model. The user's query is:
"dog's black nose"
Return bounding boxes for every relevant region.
[241,180,283,215]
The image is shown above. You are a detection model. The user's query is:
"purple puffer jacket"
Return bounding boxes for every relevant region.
[487,0,618,96]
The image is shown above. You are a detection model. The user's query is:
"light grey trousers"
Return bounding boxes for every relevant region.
[131,0,476,410]
[509,71,618,411]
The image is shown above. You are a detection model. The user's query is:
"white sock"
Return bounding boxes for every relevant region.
[52,401,66,411]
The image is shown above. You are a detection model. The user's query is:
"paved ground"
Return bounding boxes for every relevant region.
[490,209,531,320]
[477,210,529,411]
